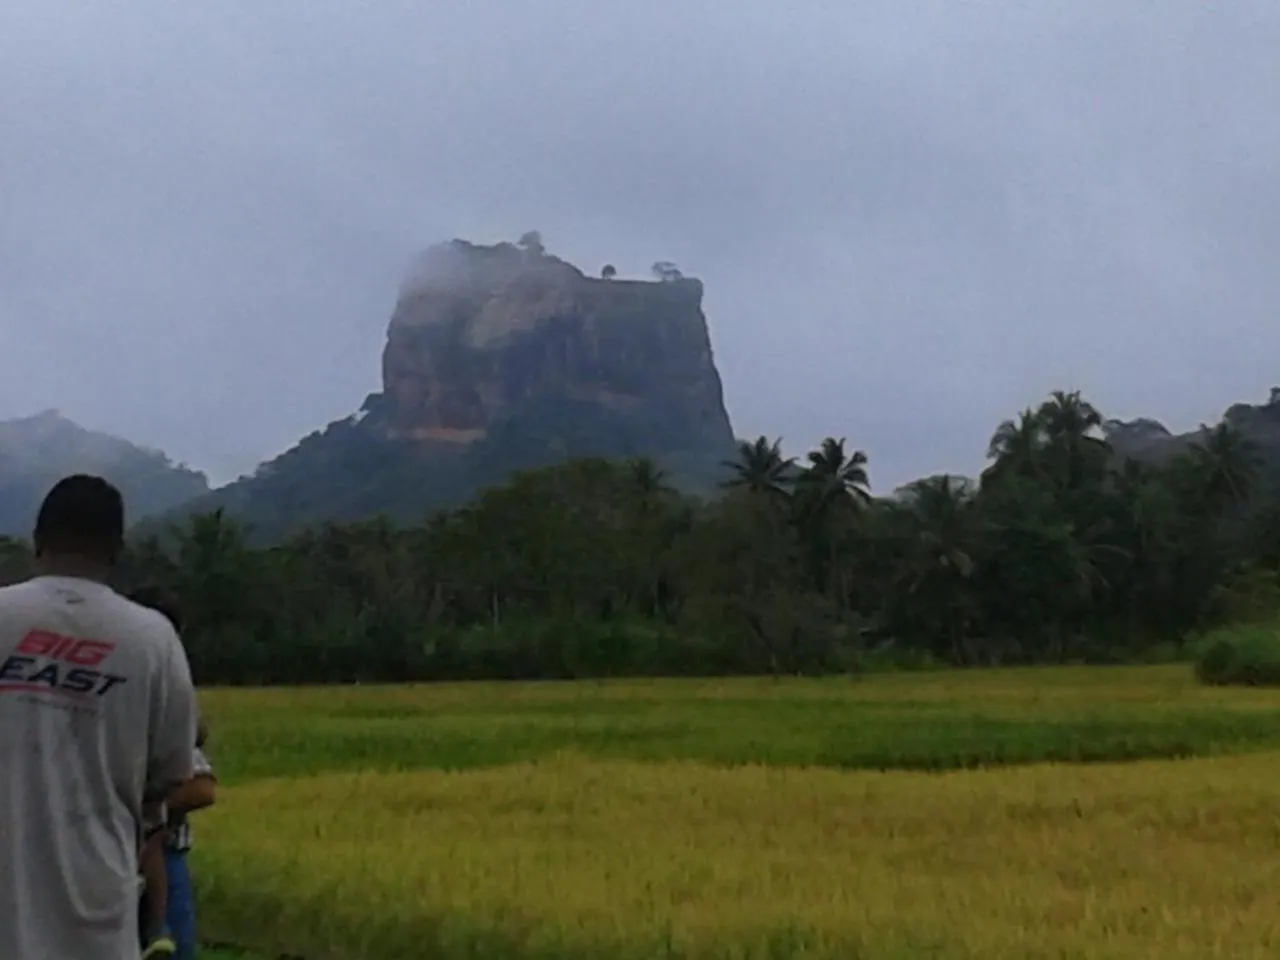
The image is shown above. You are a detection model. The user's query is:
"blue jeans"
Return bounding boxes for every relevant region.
[164,849,197,960]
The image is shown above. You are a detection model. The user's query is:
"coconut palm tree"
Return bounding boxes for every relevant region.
[790,438,871,605]
[893,474,979,662]
[1189,422,1262,512]
[1037,390,1109,492]
[795,437,871,513]
[983,407,1044,487]
[720,437,794,499]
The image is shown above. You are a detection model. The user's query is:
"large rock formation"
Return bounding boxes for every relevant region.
[168,238,738,540]
[373,239,735,460]
[0,410,209,536]
[1107,389,1280,475]
[1102,417,1181,460]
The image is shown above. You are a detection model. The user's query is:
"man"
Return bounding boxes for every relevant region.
[0,475,198,959]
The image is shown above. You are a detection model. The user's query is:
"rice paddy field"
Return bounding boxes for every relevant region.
[194,665,1280,959]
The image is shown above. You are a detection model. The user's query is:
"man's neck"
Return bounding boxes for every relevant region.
[34,555,112,584]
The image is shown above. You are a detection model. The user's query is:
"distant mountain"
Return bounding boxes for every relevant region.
[0,410,209,536]
[166,237,738,541]
[1106,388,1280,482]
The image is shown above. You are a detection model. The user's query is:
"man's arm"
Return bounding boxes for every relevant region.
[145,628,197,804]
[167,746,216,815]
[167,775,215,814]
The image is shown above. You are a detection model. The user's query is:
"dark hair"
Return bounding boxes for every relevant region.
[126,585,184,634]
[33,475,125,559]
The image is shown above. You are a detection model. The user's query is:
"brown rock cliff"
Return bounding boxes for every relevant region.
[377,239,736,461]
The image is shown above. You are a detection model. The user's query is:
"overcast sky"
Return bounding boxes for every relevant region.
[4,2,1280,491]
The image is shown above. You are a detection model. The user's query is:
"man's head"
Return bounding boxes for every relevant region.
[33,474,125,574]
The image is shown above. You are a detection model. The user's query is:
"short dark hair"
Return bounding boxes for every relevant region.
[33,475,125,559]
[126,585,184,634]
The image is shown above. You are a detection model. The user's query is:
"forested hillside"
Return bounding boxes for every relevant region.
[0,410,209,536]
[2,389,1273,685]
[166,238,738,539]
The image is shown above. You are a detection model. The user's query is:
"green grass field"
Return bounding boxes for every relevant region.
[193,665,1280,958]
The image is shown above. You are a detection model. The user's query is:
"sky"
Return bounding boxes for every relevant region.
[4,1,1280,493]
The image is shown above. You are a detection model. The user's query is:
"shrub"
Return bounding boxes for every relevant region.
[1194,623,1280,686]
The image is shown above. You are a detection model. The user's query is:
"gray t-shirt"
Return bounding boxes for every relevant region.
[0,575,197,960]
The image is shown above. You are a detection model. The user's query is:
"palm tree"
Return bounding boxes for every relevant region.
[1037,390,1109,491]
[626,456,672,501]
[898,475,978,575]
[1040,389,1103,439]
[796,437,872,513]
[790,438,871,606]
[983,407,1044,486]
[1104,459,1177,639]
[894,475,979,662]
[171,509,249,583]
[720,437,794,498]
[168,509,257,680]
[1189,422,1262,512]
[622,457,679,617]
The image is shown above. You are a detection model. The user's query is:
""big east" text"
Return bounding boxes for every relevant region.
[0,630,127,697]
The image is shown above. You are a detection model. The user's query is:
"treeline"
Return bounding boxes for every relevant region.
[2,390,1278,685]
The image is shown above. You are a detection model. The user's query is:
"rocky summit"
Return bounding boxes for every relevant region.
[374,238,735,459]
[174,237,738,539]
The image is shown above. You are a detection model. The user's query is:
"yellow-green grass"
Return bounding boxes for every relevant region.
[200,666,1280,786]
[200,753,1280,959]
[194,667,1280,958]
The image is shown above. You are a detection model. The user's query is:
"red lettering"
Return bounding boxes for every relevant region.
[17,630,62,657]
[16,631,116,667]
[64,640,115,667]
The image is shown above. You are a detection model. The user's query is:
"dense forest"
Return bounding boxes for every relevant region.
[0,389,1275,685]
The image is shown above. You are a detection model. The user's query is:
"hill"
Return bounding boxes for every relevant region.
[0,410,209,536]
[170,237,738,540]
[1106,388,1280,482]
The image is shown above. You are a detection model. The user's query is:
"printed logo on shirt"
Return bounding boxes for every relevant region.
[0,629,128,699]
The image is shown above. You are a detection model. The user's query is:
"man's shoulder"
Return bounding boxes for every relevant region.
[0,578,182,671]
[105,594,182,648]
[2,578,179,645]
[0,578,45,603]
[0,578,62,617]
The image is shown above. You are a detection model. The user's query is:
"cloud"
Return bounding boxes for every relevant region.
[3,0,1280,489]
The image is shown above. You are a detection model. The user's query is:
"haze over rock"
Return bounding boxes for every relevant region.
[0,410,209,536]
[377,239,733,451]
[172,237,738,540]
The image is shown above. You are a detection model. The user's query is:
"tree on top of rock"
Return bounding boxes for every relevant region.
[651,261,683,282]
[518,231,545,256]
[601,264,617,280]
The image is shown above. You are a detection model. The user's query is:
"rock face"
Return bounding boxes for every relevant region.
[1102,417,1178,460]
[1107,389,1280,471]
[0,411,209,536]
[375,240,735,460]
[164,239,738,541]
